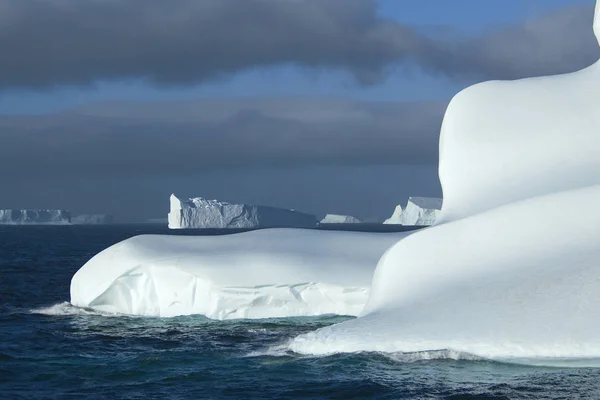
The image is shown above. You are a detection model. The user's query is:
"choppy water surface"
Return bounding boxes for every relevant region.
[1,225,600,399]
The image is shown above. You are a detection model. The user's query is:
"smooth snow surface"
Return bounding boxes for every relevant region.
[70,229,412,319]
[400,197,442,226]
[0,209,70,225]
[289,3,600,361]
[71,214,114,225]
[320,214,361,224]
[168,194,317,229]
[382,205,403,225]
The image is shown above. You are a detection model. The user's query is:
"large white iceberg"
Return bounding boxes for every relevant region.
[289,2,600,361]
[0,209,70,225]
[70,229,412,319]
[319,214,362,224]
[400,197,442,226]
[168,194,317,229]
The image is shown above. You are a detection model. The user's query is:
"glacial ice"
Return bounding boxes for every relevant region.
[71,214,114,225]
[382,205,403,225]
[288,2,600,361]
[0,209,70,225]
[400,197,442,226]
[383,197,442,226]
[70,229,412,319]
[319,214,362,224]
[168,194,317,229]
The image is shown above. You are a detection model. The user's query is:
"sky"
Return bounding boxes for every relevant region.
[0,0,597,222]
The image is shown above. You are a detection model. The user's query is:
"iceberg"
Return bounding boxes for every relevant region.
[383,197,442,226]
[399,197,442,226]
[382,205,403,225]
[289,2,600,361]
[168,194,317,229]
[0,209,70,225]
[71,214,114,225]
[319,214,362,224]
[70,229,413,319]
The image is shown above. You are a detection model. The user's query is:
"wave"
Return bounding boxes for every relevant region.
[30,302,121,317]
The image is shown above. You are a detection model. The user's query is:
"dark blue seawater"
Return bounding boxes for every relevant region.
[2,225,600,399]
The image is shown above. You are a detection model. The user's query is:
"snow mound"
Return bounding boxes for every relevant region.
[382,205,403,225]
[320,214,362,224]
[0,209,70,225]
[168,194,317,229]
[288,3,600,362]
[71,214,114,225]
[400,197,442,226]
[70,229,413,319]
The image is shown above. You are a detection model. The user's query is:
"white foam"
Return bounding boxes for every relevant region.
[31,302,119,317]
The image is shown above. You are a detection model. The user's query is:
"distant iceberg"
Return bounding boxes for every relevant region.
[382,205,403,225]
[168,194,317,229]
[0,209,70,225]
[383,197,442,226]
[320,214,361,224]
[400,197,442,226]
[71,214,114,225]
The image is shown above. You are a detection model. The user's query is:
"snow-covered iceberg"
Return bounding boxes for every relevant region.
[71,214,114,225]
[70,229,412,319]
[382,205,403,225]
[399,197,442,226]
[289,3,600,361]
[319,214,362,224]
[168,194,317,229]
[0,209,70,225]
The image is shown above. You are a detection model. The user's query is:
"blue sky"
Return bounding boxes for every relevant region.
[0,0,593,115]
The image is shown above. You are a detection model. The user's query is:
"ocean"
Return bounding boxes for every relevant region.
[1,224,600,399]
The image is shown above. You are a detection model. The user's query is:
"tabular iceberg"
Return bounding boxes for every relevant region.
[71,214,114,225]
[168,194,317,229]
[0,209,70,225]
[70,229,412,319]
[289,2,600,362]
[319,214,362,224]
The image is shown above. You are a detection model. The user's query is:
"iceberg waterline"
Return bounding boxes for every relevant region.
[70,229,413,319]
[288,3,600,360]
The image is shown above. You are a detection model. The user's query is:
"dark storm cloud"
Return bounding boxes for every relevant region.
[0,0,598,89]
[0,99,447,179]
[0,0,421,88]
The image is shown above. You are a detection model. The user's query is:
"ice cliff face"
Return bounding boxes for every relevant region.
[320,214,361,224]
[400,197,442,226]
[383,197,442,226]
[382,205,403,225]
[168,194,317,229]
[0,209,70,225]
[71,214,114,225]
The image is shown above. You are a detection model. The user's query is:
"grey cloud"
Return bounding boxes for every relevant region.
[0,0,598,89]
[0,99,446,179]
[0,0,419,88]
